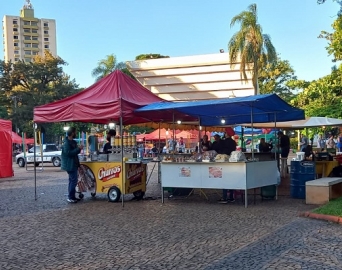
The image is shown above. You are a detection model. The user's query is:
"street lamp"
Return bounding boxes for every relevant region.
[63,126,69,137]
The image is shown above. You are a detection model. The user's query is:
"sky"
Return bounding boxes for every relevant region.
[0,0,339,88]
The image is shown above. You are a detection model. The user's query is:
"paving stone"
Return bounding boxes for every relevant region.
[0,163,341,269]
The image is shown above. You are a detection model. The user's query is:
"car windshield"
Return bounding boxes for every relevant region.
[28,146,43,153]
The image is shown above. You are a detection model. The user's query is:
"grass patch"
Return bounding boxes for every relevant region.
[312,197,342,217]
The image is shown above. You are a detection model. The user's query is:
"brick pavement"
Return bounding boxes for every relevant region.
[0,163,341,269]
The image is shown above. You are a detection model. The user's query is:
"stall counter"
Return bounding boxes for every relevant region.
[161,160,278,207]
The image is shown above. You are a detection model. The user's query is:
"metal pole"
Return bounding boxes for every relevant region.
[120,116,124,208]
[251,106,254,160]
[198,117,201,153]
[158,122,161,155]
[172,111,175,154]
[33,123,37,200]
[274,113,279,170]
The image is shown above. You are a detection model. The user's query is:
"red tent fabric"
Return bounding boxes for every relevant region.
[11,132,34,144]
[0,119,13,178]
[33,70,165,124]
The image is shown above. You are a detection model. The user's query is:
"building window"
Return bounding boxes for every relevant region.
[44,38,49,41]
[24,21,30,25]
[24,44,31,48]
[24,29,30,33]
[31,22,38,26]
[43,22,48,27]
[13,36,18,40]
[13,20,18,24]
[14,58,19,61]
[14,50,19,54]
[32,51,38,55]
[13,42,18,46]
[32,44,38,48]
[13,28,18,31]
[44,30,48,35]
[25,51,31,55]
[44,45,49,49]
[24,36,31,40]
[32,29,38,33]
[32,36,38,40]
[25,58,31,62]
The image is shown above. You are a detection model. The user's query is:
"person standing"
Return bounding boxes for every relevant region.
[277,131,290,158]
[201,134,212,151]
[316,134,325,150]
[299,134,308,152]
[337,133,342,152]
[61,127,83,203]
[326,134,336,149]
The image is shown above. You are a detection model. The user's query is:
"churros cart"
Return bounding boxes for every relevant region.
[76,134,148,202]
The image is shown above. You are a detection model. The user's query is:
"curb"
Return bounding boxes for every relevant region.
[299,211,342,224]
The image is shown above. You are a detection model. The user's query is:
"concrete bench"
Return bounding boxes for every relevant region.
[306,177,342,205]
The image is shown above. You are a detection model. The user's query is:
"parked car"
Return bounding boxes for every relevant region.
[16,144,62,167]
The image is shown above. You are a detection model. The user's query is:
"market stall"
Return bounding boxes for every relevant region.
[0,119,13,178]
[135,94,305,207]
[33,70,165,203]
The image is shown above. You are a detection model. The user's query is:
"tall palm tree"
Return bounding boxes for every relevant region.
[228,3,277,95]
[91,54,131,81]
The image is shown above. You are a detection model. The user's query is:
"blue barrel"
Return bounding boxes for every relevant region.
[290,161,315,199]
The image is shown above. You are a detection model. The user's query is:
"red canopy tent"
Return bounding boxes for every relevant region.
[0,119,13,178]
[34,70,165,124]
[12,132,34,144]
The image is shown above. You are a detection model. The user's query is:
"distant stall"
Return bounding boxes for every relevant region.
[0,119,13,178]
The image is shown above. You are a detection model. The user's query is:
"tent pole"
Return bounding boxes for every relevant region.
[33,123,37,201]
[198,117,201,153]
[251,106,254,160]
[274,113,279,169]
[172,111,175,154]
[120,116,124,208]
[158,122,161,154]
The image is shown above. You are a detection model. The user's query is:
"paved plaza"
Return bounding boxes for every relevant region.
[0,163,342,269]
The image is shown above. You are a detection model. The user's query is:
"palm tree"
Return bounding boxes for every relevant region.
[91,54,132,81]
[228,3,277,95]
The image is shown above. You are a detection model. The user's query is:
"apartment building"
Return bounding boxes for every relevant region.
[2,0,56,63]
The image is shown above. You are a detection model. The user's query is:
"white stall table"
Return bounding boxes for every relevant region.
[161,160,278,207]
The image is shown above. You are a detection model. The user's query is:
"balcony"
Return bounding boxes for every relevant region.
[14,46,19,50]
[13,24,18,28]
[31,47,39,51]
[44,26,49,30]
[31,40,38,44]
[13,31,19,35]
[31,33,38,37]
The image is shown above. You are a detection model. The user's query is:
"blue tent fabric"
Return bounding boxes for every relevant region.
[135,94,305,126]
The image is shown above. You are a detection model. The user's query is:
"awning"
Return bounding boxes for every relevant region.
[135,94,305,126]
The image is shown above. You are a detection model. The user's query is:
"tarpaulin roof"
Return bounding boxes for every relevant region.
[135,94,305,126]
[242,117,342,129]
[34,70,165,125]
[11,132,34,144]
[0,119,11,131]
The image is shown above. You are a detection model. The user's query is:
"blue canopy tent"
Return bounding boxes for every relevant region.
[135,94,305,126]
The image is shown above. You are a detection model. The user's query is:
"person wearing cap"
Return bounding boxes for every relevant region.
[212,134,224,154]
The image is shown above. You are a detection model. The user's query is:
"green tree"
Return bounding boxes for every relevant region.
[228,3,277,95]
[135,54,169,60]
[258,57,297,101]
[0,51,79,136]
[91,54,132,81]
[290,64,342,118]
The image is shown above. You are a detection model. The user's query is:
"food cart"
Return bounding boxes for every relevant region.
[77,158,147,202]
